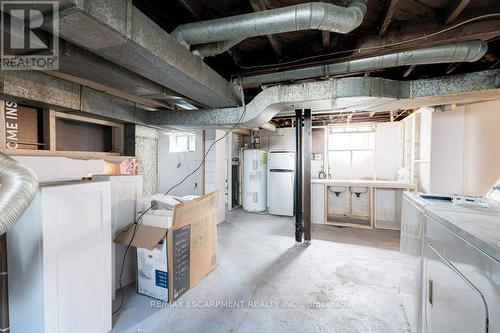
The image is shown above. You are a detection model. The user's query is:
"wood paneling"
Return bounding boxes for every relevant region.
[56,118,113,153]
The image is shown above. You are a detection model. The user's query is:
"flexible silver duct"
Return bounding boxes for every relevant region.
[241,41,489,87]
[174,0,367,55]
[0,153,38,235]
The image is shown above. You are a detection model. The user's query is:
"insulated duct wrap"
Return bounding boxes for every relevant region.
[242,41,489,87]
[0,153,38,235]
[174,0,367,55]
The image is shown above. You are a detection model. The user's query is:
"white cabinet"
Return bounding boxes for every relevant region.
[93,175,143,299]
[7,181,112,333]
[311,183,325,224]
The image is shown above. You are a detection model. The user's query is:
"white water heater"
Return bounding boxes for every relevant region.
[243,149,267,212]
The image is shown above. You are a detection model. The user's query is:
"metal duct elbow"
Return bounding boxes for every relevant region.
[173,0,367,46]
[192,39,244,58]
[0,153,38,235]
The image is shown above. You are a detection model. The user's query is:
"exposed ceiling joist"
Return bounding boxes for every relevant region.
[379,0,400,36]
[178,0,203,19]
[248,0,282,58]
[322,31,331,49]
[240,17,500,76]
[446,62,462,74]
[403,64,416,78]
[444,0,472,25]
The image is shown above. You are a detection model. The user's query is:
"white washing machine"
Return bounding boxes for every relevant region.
[401,180,500,333]
[400,192,454,333]
[422,202,500,333]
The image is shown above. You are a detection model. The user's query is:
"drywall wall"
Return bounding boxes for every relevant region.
[417,108,433,193]
[205,129,227,223]
[259,128,296,152]
[13,156,105,182]
[462,100,500,194]
[375,122,402,181]
[430,100,500,195]
[135,125,159,197]
[158,130,204,196]
[429,108,465,194]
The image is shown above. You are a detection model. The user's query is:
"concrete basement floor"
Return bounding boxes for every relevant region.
[112,209,410,333]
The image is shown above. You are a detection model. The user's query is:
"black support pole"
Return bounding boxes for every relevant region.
[295,109,303,243]
[0,234,8,332]
[303,109,312,242]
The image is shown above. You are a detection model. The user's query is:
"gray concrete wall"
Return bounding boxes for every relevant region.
[135,125,159,197]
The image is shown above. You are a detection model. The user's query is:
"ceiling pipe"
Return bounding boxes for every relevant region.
[0,153,38,235]
[173,0,367,57]
[241,41,489,87]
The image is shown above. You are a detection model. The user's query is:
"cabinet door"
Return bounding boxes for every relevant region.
[42,183,112,333]
[311,184,325,224]
[111,177,142,298]
[423,244,487,333]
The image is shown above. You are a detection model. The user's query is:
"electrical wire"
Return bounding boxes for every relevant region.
[112,106,247,315]
[234,13,500,72]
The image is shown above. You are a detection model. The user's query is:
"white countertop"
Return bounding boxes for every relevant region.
[311,179,414,189]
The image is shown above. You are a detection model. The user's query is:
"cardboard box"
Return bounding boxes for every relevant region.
[114,191,218,302]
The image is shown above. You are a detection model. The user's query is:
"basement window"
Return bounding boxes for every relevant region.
[169,133,195,153]
[328,125,376,179]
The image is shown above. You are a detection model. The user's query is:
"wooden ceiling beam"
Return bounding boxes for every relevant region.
[403,64,416,78]
[178,0,202,19]
[239,15,500,75]
[379,0,400,37]
[444,0,472,25]
[322,31,331,49]
[248,0,282,58]
[446,62,462,74]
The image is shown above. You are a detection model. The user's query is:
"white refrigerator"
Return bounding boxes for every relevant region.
[268,151,295,216]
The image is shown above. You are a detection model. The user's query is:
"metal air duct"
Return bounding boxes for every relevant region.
[146,70,499,129]
[0,153,38,235]
[241,41,489,87]
[173,0,367,57]
[38,0,241,108]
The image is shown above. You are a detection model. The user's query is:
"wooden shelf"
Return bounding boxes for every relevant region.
[0,148,135,161]
[1,101,127,159]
